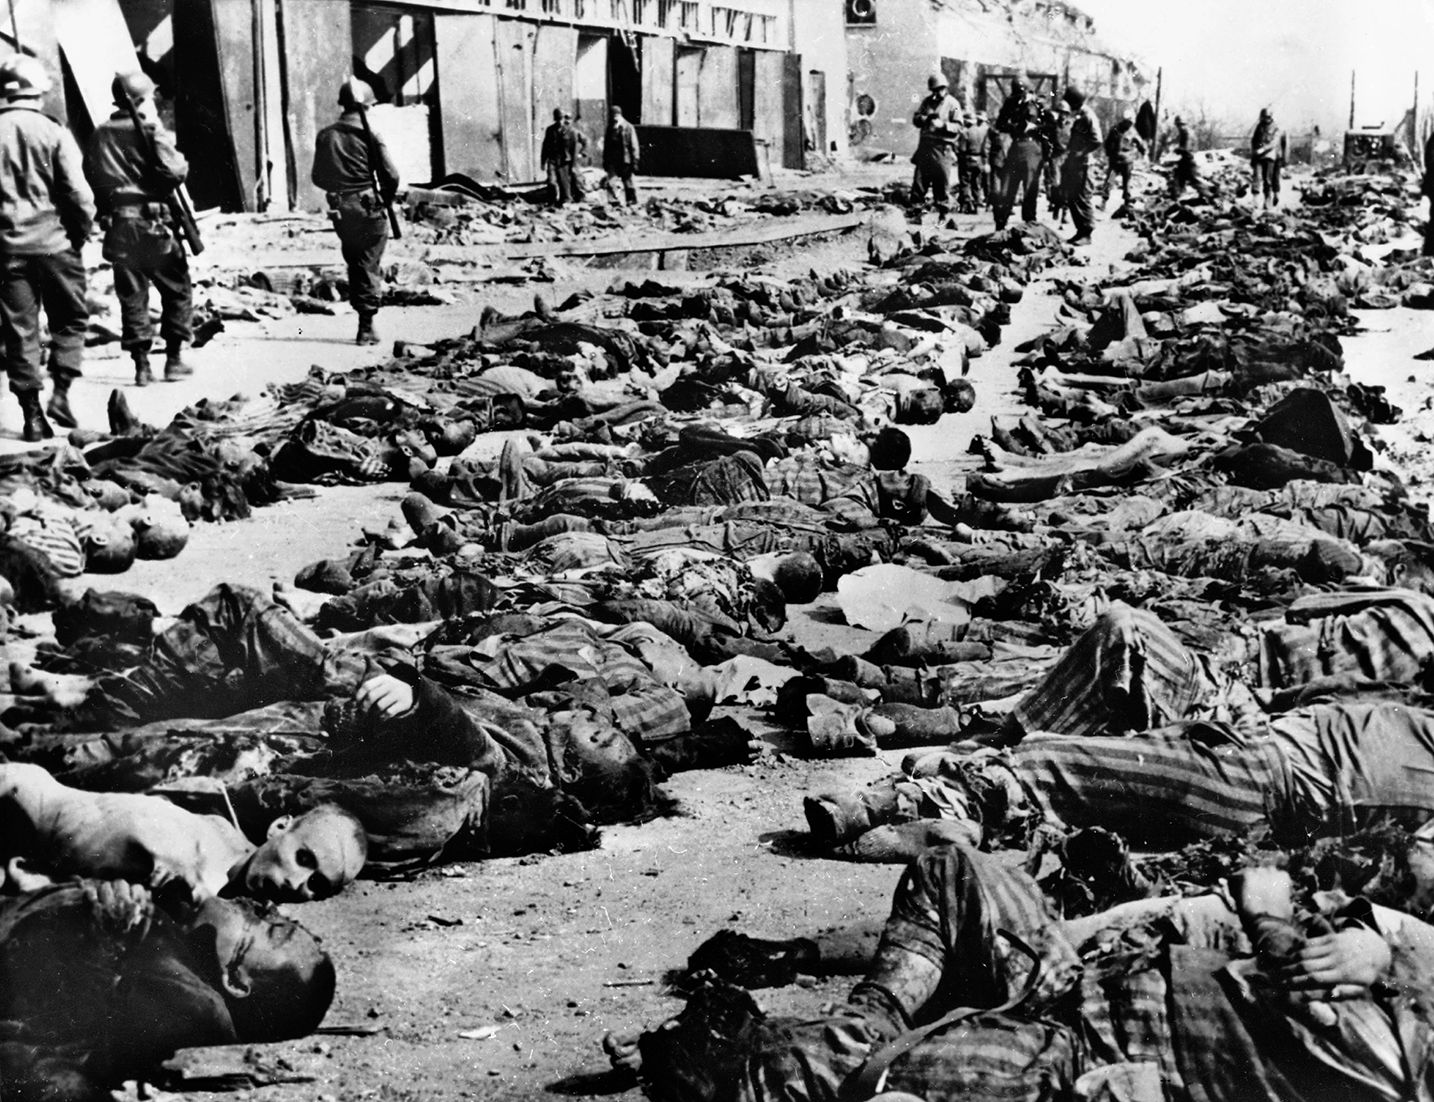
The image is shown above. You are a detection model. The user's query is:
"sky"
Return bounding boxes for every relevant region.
[1074,0,1434,137]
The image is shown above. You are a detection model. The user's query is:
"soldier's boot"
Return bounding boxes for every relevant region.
[132,351,153,388]
[163,340,195,381]
[45,376,76,429]
[17,389,54,443]
[355,312,380,346]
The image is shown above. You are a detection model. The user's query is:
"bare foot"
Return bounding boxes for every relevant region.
[601,1030,642,1073]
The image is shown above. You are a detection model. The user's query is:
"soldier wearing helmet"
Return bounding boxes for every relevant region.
[311,77,399,345]
[0,55,93,441]
[1101,108,1146,215]
[83,70,195,388]
[908,72,962,219]
[991,76,1048,230]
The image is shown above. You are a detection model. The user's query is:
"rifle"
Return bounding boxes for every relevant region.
[354,104,401,239]
[120,94,204,256]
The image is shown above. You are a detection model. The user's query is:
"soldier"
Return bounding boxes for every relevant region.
[991,79,1047,230]
[0,56,92,442]
[1061,85,1103,245]
[84,71,195,388]
[1102,111,1147,214]
[311,78,400,346]
[603,104,641,206]
[908,73,962,218]
[1041,99,1072,223]
[1169,115,1211,201]
[955,110,988,212]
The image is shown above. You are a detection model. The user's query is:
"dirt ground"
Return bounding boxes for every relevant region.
[12,167,1434,1101]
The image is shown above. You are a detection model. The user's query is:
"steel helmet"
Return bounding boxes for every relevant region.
[927,73,947,91]
[0,55,51,100]
[338,77,376,109]
[112,70,156,107]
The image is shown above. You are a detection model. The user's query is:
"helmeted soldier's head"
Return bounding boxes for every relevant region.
[927,73,947,93]
[1011,78,1028,97]
[111,70,156,108]
[0,55,51,101]
[1062,86,1086,110]
[337,77,376,110]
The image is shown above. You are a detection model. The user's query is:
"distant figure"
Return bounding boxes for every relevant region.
[908,73,962,218]
[955,110,989,212]
[540,108,579,206]
[311,77,400,346]
[992,78,1047,230]
[1250,107,1282,209]
[603,105,640,206]
[1424,129,1434,257]
[1061,85,1103,245]
[86,71,196,388]
[981,111,1006,213]
[0,55,93,443]
[1102,111,1147,214]
[1168,115,1210,201]
[1041,99,1072,223]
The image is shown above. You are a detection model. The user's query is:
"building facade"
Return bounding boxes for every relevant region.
[846,0,1150,157]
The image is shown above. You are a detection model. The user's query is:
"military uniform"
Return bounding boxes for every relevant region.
[85,108,192,375]
[909,87,962,214]
[1063,97,1104,242]
[992,88,1047,229]
[1041,108,1072,220]
[0,85,93,439]
[955,117,988,212]
[312,104,399,339]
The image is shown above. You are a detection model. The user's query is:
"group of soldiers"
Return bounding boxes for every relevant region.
[908,74,1116,245]
[0,57,407,443]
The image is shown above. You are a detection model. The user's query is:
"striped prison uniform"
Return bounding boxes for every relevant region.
[1004,591,1434,743]
[728,845,1434,1102]
[827,701,1434,854]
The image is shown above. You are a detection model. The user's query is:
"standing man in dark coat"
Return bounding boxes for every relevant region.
[0,55,93,442]
[1040,99,1072,223]
[85,71,194,388]
[603,105,641,206]
[1061,85,1103,245]
[1102,111,1146,214]
[311,77,400,346]
[908,73,962,218]
[540,108,579,206]
[1169,115,1210,200]
[1424,128,1434,257]
[991,78,1046,230]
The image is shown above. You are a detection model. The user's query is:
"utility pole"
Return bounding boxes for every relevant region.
[1349,69,1356,129]
[1414,71,1421,154]
[1152,66,1162,155]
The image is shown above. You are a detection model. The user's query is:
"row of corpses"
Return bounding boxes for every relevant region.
[6,174,1434,1097]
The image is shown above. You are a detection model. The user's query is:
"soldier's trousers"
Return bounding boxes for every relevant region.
[993,138,1042,228]
[910,145,955,211]
[331,191,389,317]
[106,215,192,353]
[1063,155,1096,236]
[0,248,87,393]
[957,157,985,209]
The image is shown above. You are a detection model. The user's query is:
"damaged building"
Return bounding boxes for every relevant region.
[845,0,1151,154]
[108,0,850,210]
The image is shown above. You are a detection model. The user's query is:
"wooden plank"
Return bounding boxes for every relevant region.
[572,32,606,164]
[640,33,673,126]
[279,0,352,212]
[52,0,140,129]
[752,49,784,164]
[452,210,867,261]
[674,46,699,127]
[494,17,534,182]
[698,44,738,130]
[531,23,576,168]
[434,12,501,179]
[781,51,803,170]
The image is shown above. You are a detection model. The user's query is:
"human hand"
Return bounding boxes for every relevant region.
[355,673,415,719]
[1284,928,1391,994]
[83,879,155,939]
